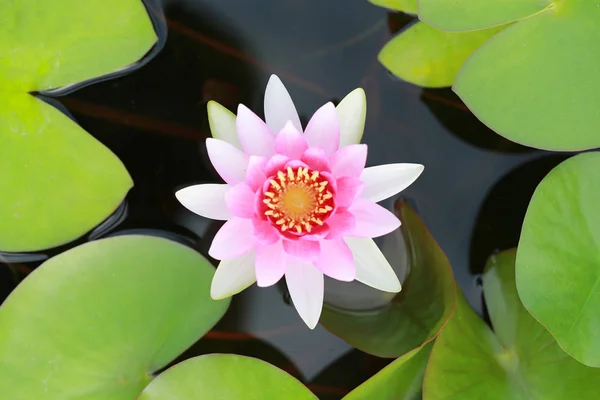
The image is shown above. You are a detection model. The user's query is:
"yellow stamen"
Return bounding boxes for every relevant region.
[262,167,334,235]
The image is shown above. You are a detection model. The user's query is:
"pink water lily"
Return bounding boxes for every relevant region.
[176,75,423,329]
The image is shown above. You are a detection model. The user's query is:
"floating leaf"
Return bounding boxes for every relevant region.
[424,249,600,399]
[379,22,504,88]
[320,201,456,357]
[419,0,551,31]
[0,0,156,91]
[0,0,156,251]
[0,235,229,400]
[517,152,600,367]
[369,0,418,14]
[0,94,132,251]
[169,335,304,382]
[138,354,317,400]
[343,341,433,400]
[420,0,600,150]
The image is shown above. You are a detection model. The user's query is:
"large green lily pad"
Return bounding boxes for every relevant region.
[516,152,600,367]
[138,354,317,400]
[0,235,229,400]
[379,22,504,88]
[0,0,156,251]
[419,0,550,31]
[0,94,133,250]
[343,341,433,400]
[320,201,456,357]
[424,249,600,399]
[0,0,156,92]
[419,0,600,150]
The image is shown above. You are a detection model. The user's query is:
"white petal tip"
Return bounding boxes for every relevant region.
[382,278,402,293]
[174,188,185,200]
[347,87,366,100]
[388,282,402,293]
[210,291,232,301]
[174,189,189,207]
[405,163,425,182]
[297,309,321,330]
[210,280,235,300]
[302,315,319,329]
[268,74,282,83]
[364,273,402,293]
[210,277,255,299]
[365,282,401,293]
[336,89,367,147]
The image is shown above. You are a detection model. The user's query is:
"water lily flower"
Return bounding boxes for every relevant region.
[176,75,423,329]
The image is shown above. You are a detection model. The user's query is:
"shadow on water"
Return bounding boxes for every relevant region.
[0,0,566,397]
[469,154,570,276]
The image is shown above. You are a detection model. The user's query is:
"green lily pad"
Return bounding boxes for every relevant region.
[320,201,456,357]
[138,354,317,400]
[369,0,418,14]
[0,0,156,251]
[0,0,156,92]
[343,341,433,400]
[433,1,600,150]
[516,152,600,367]
[424,249,600,399]
[379,22,504,88]
[419,0,551,31]
[0,94,133,251]
[0,235,229,400]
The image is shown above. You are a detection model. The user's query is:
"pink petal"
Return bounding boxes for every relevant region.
[319,171,337,192]
[255,241,287,287]
[314,239,355,281]
[285,259,324,329]
[246,156,268,191]
[264,154,290,177]
[349,199,401,238]
[302,224,330,241]
[284,160,310,170]
[335,176,363,208]
[237,104,276,157]
[330,144,367,178]
[275,121,308,158]
[225,183,256,218]
[209,217,258,260]
[325,208,356,239]
[264,74,302,134]
[283,239,321,260]
[303,102,340,155]
[253,218,280,245]
[301,147,331,173]
[206,138,249,184]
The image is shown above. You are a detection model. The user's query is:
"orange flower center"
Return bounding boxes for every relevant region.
[262,166,335,235]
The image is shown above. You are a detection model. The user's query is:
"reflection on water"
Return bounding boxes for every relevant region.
[0,0,565,397]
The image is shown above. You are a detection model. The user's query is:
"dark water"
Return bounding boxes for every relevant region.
[0,0,569,397]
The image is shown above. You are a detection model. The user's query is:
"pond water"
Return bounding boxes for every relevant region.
[0,0,569,398]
